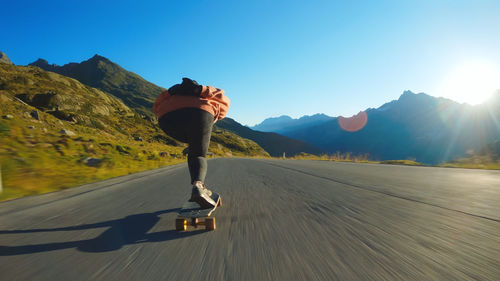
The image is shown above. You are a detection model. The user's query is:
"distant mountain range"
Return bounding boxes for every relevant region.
[253,90,500,164]
[215,118,323,157]
[252,114,334,134]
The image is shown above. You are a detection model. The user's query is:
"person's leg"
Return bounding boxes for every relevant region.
[186,109,214,184]
[158,110,189,143]
[159,108,214,184]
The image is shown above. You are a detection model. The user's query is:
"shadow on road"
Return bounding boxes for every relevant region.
[0,208,206,256]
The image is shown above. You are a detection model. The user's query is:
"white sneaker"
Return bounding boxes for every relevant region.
[189,181,216,208]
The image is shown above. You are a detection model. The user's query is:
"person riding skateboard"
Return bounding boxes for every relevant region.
[153,78,230,209]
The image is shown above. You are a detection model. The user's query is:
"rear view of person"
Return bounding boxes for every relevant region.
[153,78,230,208]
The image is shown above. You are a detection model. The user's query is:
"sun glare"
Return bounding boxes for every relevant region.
[437,60,500,105]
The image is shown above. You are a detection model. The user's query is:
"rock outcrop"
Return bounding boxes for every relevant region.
[0,51,13,65]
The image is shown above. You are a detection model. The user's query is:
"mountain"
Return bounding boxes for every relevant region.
[29,55,163,118]
[215,117,324,157]
[261,90,500,164]
[252,114,334,133]
[28,54,322,157]
[0,51,13,65]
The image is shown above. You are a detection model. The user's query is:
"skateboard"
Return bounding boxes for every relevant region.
[175,192,222,231]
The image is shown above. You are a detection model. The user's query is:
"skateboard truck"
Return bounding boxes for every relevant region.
[176,217,216,231]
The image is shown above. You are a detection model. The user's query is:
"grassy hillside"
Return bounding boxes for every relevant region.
[0,63,268,201]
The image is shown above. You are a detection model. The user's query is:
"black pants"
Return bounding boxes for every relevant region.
[158,108,214,184]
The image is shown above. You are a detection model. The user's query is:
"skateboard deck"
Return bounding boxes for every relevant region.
[176,192,221,231]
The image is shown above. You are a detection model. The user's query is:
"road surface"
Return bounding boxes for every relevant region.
[0,158,499,280]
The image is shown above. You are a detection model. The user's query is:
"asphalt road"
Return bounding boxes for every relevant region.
[0,158,499,281]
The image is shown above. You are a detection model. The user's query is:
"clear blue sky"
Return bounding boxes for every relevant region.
[3,0,500,126]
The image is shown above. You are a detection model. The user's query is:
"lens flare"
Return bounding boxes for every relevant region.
[338,111,368,132]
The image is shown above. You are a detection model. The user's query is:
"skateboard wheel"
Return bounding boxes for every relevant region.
[205,218,216,230]
[217,198,222,207]
[175,218,187,231]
